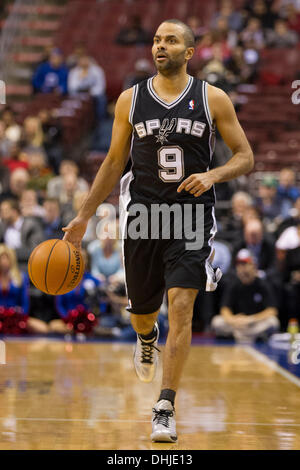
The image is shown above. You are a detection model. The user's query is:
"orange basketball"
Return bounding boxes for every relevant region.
[28,239,85,295]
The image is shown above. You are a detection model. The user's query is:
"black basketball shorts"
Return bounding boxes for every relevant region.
[120,202,222,315]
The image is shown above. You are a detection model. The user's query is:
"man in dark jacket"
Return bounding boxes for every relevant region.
[232,218,276,277]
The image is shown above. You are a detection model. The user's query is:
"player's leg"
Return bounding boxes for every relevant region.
[131,309,160,383]
[161,287,198,391]
[151,287,198,443]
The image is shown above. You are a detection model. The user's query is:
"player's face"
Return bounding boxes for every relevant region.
[152,23,193,75]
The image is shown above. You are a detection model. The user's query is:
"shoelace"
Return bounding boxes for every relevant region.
[140,339,160,364]
[152,409,174,428]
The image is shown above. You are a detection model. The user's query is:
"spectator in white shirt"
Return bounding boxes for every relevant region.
[68,55,107,120]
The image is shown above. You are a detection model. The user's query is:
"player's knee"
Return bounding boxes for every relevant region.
[130,312,157,334]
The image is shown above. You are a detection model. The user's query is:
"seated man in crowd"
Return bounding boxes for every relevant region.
[211,249,279,342]
[232,218,276,279]
[32,48,68,95]
[68,55,107,120]
[47,159,89,198]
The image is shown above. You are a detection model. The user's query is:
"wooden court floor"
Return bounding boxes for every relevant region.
[0,339,300,450]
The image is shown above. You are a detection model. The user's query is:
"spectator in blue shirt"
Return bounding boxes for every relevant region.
[32,48,68,95]
[277,168,300,218]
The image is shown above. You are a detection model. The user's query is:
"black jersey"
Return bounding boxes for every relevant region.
[125,75,216,207]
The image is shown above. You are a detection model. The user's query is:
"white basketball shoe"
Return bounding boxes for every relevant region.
[151,399,177,443]
[133,322,159,383]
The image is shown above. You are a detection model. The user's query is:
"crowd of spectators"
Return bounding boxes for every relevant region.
[0,0,299,341]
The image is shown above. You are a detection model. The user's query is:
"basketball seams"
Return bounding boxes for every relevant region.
[44,239,60,294]
[55,241,71,295]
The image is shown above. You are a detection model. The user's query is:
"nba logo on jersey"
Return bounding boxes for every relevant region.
[189,100,195,110]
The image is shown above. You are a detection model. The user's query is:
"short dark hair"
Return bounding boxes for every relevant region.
[162,19,195,48]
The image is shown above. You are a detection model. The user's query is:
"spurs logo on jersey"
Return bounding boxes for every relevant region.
[134,118,206,142]
[156,118,176,144]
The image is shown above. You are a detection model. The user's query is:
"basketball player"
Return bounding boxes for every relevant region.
[63,19,254,442]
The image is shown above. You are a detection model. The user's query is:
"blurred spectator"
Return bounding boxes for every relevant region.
[266,19,298,47]
[42,198,63,240]
[68,55,107,120]
[1,143,29,173]
[0,199,44,269]
[0,244,33,334]
[47,160,89,198]
[21,116,44,152]
[187,15,207,40]
[194,32,216,63]
[0,107,22,144]
[0,168,30,202]
[66,42,87,69]
[211,0,244,32]
[20,189,45,218]
[27,152,54,196]
[255,175,284,227]
[123,59,152,90]
[277,168,300,217]
[284,3,300,34]
[240,17,265,48]
[0,120,12,157]
[0,244,29,311]
[232,218,277,277]
[38,109,63,174]
[211,248,279,341]
[225,46,255,85]
[218,191,253,242]
[213,16,237,51]
[276,197,300,238]
[247,0,279,30]
[116,15,151,46]
[32,48,68,95]
[59,173,80,206]
[87,235,122,282]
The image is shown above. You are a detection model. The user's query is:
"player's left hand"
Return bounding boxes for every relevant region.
[177,172,216,197]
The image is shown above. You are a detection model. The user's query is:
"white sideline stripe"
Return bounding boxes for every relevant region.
[245,346,300,388]
[0,417,300,427]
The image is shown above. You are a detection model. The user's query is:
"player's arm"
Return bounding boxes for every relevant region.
[177,85,254,197]
[62,88,133,249]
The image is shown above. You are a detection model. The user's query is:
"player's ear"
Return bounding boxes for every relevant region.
[185,47,194,61]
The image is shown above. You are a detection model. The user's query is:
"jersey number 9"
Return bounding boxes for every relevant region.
[158,146,184,183]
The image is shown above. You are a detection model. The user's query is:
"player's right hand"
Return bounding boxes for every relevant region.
[62,216,88,251]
